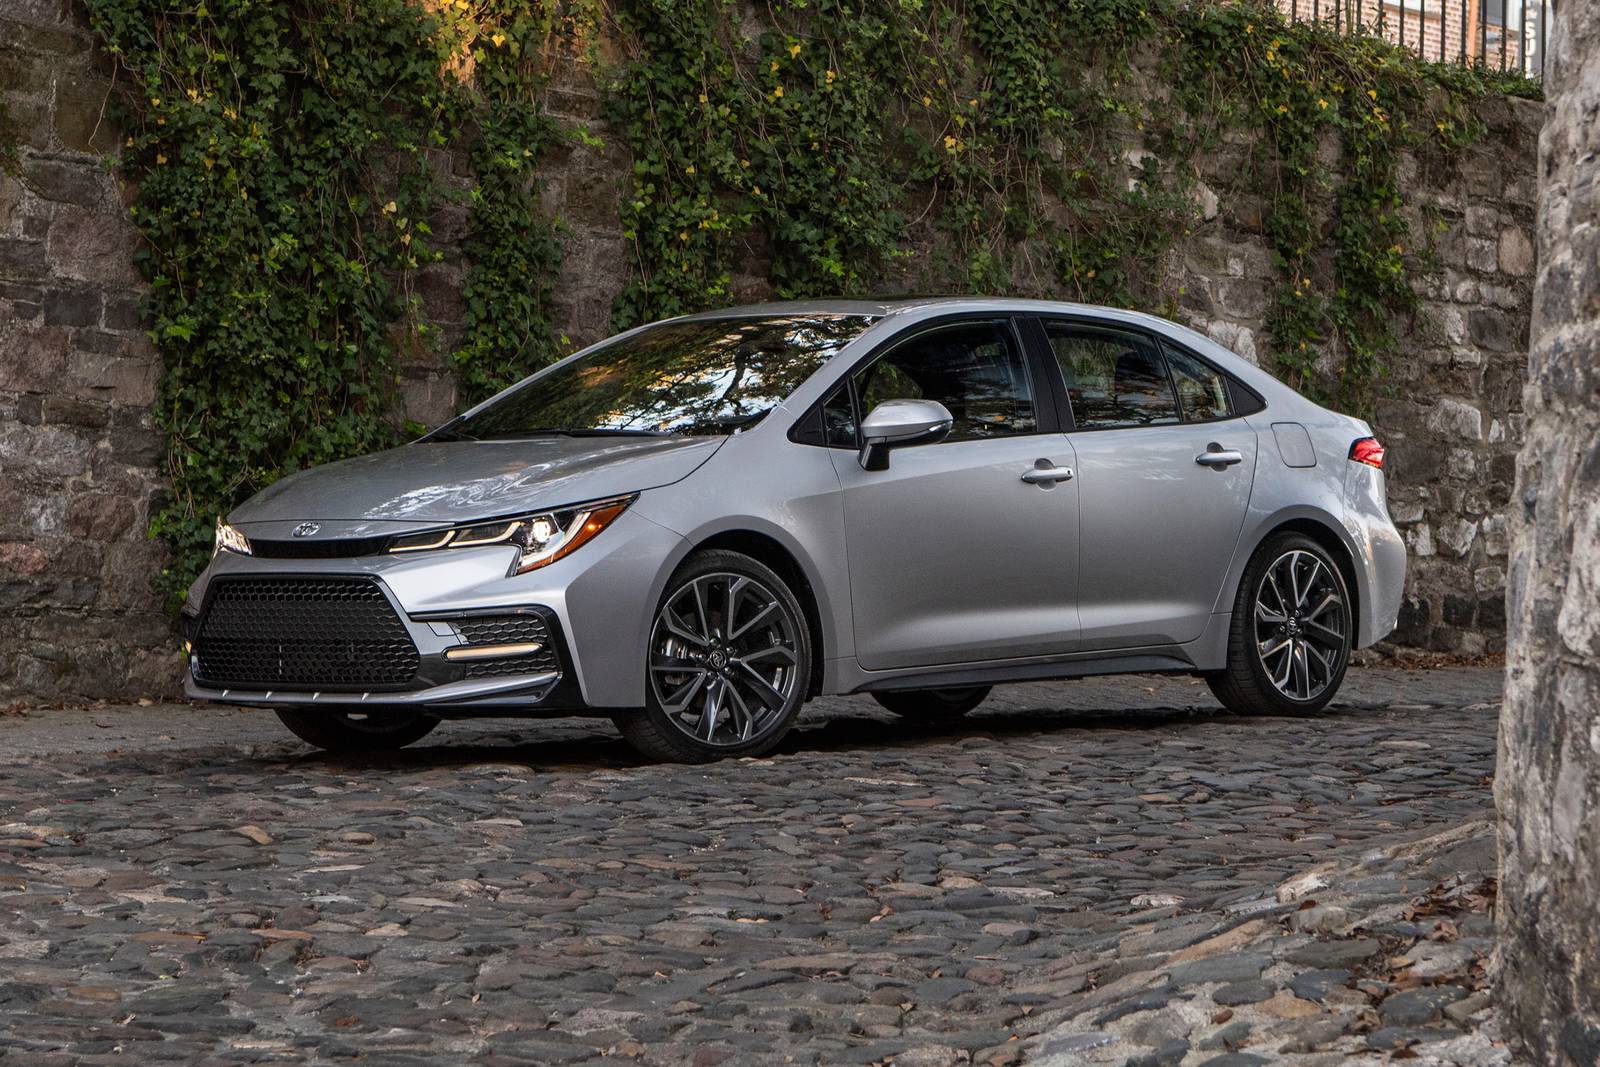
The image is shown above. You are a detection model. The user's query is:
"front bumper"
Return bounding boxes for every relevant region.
[183,508,690,711]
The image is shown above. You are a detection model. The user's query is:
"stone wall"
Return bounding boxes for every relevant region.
[1497,0,1600,1060]
[0,3,1542,704]
[1,1,175,704]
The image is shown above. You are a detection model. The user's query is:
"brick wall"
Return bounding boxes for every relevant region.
[0,4,1543,704]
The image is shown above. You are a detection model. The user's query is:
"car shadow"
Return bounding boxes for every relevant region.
[258,696,1380,775]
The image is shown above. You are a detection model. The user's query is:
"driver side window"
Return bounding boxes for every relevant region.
[852,321,1037,441]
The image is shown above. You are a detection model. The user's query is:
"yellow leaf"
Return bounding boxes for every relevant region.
[155,153,167,164]
[490,32,505,47]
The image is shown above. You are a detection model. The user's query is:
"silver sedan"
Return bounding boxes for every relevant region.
[185,298,1405,762]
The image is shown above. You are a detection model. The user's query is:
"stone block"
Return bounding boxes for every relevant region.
[66,493,136,542]
[1498,227,1534,276]
[109,406,165,468]
[0,422,92,478]
[1437,519,1479,558]
[24,158,107,208]
[1467,237,1499,274]
[1468,307,1523,352]
[0,50,53,93]
[0,236,47,279]
[42,288,101,327]
[2,16,87,55]
[34,393,109,429]
[67,351,158,405]
[0,322,69,391]
[51,75,120,154]
[1427,397,1484,441]
[1465,205,1499,237]
[46,205,139,285]
[102,290,143,331]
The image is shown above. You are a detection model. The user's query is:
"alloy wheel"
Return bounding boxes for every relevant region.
[649,572,802,747]
[1253,549,1348,702]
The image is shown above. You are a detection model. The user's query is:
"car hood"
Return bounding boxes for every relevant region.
[230,436,725,528]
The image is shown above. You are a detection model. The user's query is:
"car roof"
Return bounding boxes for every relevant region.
[678,296,1195,335]
[676,296,1309,415]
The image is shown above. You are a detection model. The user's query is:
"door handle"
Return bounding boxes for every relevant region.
[1021,463,1074,484]
[1195,445,1244,469]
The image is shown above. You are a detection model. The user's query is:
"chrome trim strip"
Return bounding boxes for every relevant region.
[389,530,455,552]
[443,641,544,662]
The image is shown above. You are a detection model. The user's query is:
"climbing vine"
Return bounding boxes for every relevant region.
[85,0,1535,603]
[607,0,1535,399]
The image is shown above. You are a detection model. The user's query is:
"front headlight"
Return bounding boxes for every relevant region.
[388,495,635,575]
[214,521,252,557]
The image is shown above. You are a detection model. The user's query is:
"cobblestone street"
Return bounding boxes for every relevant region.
[0,668,1507,1065]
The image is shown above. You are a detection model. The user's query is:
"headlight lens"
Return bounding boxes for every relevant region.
[388,495,635,574]
[214,521,252,557]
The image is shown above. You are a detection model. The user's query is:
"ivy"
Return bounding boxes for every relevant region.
[85,0,1535,605]
[606,0,1535,405]
[87,0,463,603]
[447,2,568,406]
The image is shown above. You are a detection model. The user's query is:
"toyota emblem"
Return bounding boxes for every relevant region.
[292,522,321,538]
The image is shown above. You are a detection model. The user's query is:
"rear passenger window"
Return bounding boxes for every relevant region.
[1164,344,1234,422]
[1046,324,1179,429]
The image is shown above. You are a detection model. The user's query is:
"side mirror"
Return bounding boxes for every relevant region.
[858,399,953,471]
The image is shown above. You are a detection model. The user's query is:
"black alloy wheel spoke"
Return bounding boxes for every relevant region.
[1254,549,1348,703]
[650,572,799,747]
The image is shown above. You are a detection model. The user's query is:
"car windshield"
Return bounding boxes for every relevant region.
[437,314,877,440]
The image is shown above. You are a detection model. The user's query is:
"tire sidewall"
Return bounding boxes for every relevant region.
[637,549,813,760]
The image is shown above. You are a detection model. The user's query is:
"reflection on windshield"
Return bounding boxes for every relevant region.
[444,314,877,440]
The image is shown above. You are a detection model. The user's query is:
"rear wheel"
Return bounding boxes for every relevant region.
[274,708,439,753]
[614,550,813,763]
[872,686,991,720]
[1206,533,1353,716]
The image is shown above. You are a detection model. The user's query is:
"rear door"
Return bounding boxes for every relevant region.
[1037,318,1258,650]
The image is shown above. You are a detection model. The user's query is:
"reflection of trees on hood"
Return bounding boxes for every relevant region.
[461,315,875,438]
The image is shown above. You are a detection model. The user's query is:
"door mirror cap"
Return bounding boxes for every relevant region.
[858,399,953,470]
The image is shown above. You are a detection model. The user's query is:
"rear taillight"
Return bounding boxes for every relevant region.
[1349,437,1385,469]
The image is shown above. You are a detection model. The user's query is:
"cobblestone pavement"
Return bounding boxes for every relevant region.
[0,668,1507,1065]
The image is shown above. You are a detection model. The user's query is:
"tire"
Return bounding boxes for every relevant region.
[613,549,813,764]
[275,708,439,753]
[1206,532,1354,716]
[872,686,992,720]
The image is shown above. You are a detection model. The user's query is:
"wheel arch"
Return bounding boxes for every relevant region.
[1229,510,1365,640]
[685,528,830,699]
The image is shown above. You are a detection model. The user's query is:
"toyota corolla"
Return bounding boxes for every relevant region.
[184,298,1405,762]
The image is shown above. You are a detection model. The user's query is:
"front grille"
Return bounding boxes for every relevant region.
[455,613,560,679]
[249,536,395,559]
[194,576,420,690]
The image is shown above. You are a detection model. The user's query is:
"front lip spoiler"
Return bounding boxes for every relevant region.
[184,671,560,708]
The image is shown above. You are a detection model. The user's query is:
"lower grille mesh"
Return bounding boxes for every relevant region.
[194,577,420,690]
[456,614,560,678]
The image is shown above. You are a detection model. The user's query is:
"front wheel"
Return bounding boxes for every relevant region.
[275,708,439,753]
[872,686,992,720]
[1206,533,1353,716]
[613,549,813,763]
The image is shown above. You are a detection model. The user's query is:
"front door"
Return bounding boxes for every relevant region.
[1042,320,1258,650]
[832,319,1080,670]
